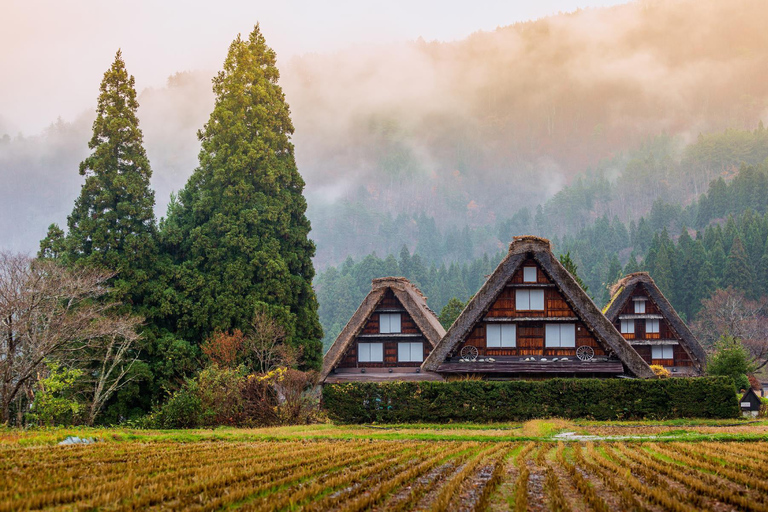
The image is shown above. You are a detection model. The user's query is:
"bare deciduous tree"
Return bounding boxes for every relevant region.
[0,253,140,424]
[246,309,295,374]
[692,287,768,370]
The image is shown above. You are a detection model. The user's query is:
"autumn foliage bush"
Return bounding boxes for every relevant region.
[148,365,319,428]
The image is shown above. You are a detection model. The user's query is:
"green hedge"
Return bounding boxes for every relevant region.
[322,377,740,423]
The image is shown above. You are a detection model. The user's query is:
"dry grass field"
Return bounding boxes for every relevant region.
[2,421,768,511]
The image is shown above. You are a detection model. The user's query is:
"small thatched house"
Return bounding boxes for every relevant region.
[320,277,446,383]
[603,272,706,375]
[422,236,655,379]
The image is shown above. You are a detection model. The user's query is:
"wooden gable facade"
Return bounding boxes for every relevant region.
[321,277,446,383]
[422,236,655,379]
[461,259,606,360]
[604,273,706,375]
[334,289,432,370]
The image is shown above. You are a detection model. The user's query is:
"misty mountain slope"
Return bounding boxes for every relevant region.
[1,0,767,262]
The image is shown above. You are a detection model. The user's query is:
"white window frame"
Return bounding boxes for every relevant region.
[545,323,576,348]
[516,289,545,311]
[620,320,635,334]
[398,342,423,362]
[379,313,402,334]
[646,319,660,334]
[634,300,646,314]
[358,342,384,362]
[652,345,674,360]
[523,267,537,283]
[486,324,516,348]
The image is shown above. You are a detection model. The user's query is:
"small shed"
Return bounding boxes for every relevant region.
[740,388,762,417]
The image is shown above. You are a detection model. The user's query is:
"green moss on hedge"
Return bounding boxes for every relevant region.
[322,377,740,423]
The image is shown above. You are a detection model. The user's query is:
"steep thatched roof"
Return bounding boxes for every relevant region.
[320,277,446,382]
[604,272,707,372]
[422,236,655,378]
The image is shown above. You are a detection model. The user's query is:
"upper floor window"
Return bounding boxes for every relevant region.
[398,342,423,362]
[487,323,516,348]
[545,323,576,348]
[358,342,384,362]
[523,267,537,283]
[516,289,545,311]
[646,319,660,334]
[379,313,401,334]
[651,345,674,360]
[620,320,635,334]
[634,299,646,314]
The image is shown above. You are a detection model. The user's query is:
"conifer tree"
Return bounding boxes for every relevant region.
[163,26,322,368]
[601,254,623,306]
[724,236,754,294]
[710,239,727,285]
[439,297,465,330]
[651,247,674,297]
[62,50,158,304]
[559,252,589,294]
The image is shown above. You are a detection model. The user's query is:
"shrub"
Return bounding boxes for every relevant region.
[153,387,202,429]
[322,377,740,423]
[707,335,754,390]
[650,365,670,378]
[146,365,320,428]
[26,362,85,426]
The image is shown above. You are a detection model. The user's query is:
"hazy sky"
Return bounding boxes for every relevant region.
[1,0,628,134]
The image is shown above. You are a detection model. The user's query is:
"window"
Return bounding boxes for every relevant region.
[634,299,646,314]
[516,289,545,310]
[487,324,516,348]
[358,343,383,362]
[398,342,423,362]
[652,345,674,360]
[523,267,537,283]
[646,319,660,334]
[545,323,576,348]
[379,313,401,334]
[620,320,635,334]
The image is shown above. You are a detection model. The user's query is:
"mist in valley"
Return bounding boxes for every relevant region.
[1,0,767,268]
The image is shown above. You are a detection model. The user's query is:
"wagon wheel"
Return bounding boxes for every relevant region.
[460,346,479,361]
[576,345,594,361]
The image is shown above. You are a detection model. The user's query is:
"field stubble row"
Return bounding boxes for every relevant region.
[2,439,768,511]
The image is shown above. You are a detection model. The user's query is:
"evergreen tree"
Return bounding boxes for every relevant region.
[438,297,465,330]
[559,252,589,294]
[163,26,323,369]
[40,50,170,418]
[651,246,673,297]
[759,241,768,298]
[623,252,641,274]
[709,239,727,285]
[38,224,66,259]
[61,50,158,304]
[601,254,623,306]
[723,236,755,294]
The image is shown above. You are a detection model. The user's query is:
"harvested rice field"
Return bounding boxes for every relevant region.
[3,425,768,511]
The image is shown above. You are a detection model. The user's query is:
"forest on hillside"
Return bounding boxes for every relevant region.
[2,0,768,267]
[316,126,768,350]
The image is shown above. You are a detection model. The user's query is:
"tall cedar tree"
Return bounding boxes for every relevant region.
[723,236,754,295]
[60,50,158,306]
[162,26,323,369]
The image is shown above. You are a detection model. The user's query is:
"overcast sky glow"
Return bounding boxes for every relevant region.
[1,0,628,134]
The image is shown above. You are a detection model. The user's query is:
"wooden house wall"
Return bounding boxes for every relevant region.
[632,344,693,367]
[337,289,429,369]
[615,283,692,367]
[619,285,661,316]
[618,318,675,340]
[455,260,605,358]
